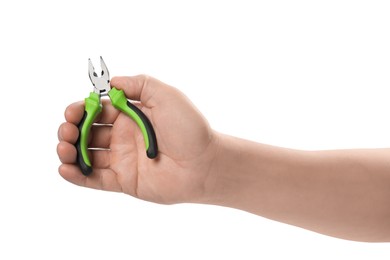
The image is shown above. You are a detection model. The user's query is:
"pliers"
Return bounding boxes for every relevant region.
[76,57,158,176]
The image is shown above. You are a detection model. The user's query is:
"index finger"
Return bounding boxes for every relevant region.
[64,101,84,124]
[65,99,120,125]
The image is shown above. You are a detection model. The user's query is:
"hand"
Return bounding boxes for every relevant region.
[57,75,219,204]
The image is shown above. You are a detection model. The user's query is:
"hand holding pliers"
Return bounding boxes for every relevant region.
[76,57,158,176]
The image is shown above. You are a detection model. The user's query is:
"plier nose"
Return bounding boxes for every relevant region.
[76,57,158,176]
[88,56,111,96]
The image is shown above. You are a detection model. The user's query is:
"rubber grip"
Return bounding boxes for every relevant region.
[108,87,158,158]
[75,92,102,176]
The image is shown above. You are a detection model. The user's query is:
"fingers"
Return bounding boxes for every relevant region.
[57,141,77,163]
[64,101,84,124]
[64,99,120,125]
[58,122,111,148]
[57,143,111,168]
[58,122,79,143]
[58,164,123,192]
[57,132,122,193]
[60,99,115,149]
[110,75,171,107]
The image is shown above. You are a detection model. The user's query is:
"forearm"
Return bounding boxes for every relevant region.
[205,133,390,242]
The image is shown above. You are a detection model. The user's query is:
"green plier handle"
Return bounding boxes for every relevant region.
[76,88,158,176]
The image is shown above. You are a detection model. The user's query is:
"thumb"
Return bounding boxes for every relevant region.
[110,75,167,107]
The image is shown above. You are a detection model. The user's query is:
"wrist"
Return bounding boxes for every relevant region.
[196,133,248,206]
[198,133,310,215]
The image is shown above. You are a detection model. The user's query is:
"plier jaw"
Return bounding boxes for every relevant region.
[88,56,111,97]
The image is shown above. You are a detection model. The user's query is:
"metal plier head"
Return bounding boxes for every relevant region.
[88,56,111,97]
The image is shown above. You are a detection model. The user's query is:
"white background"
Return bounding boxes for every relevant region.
[1,0,390,259]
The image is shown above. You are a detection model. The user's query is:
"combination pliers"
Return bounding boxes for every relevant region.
[76,57,158,176]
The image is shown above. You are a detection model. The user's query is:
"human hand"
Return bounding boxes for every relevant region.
[57,75,390,242]
[57,75,219,204]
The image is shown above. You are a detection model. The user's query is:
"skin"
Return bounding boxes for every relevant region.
[57,75,390,242]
